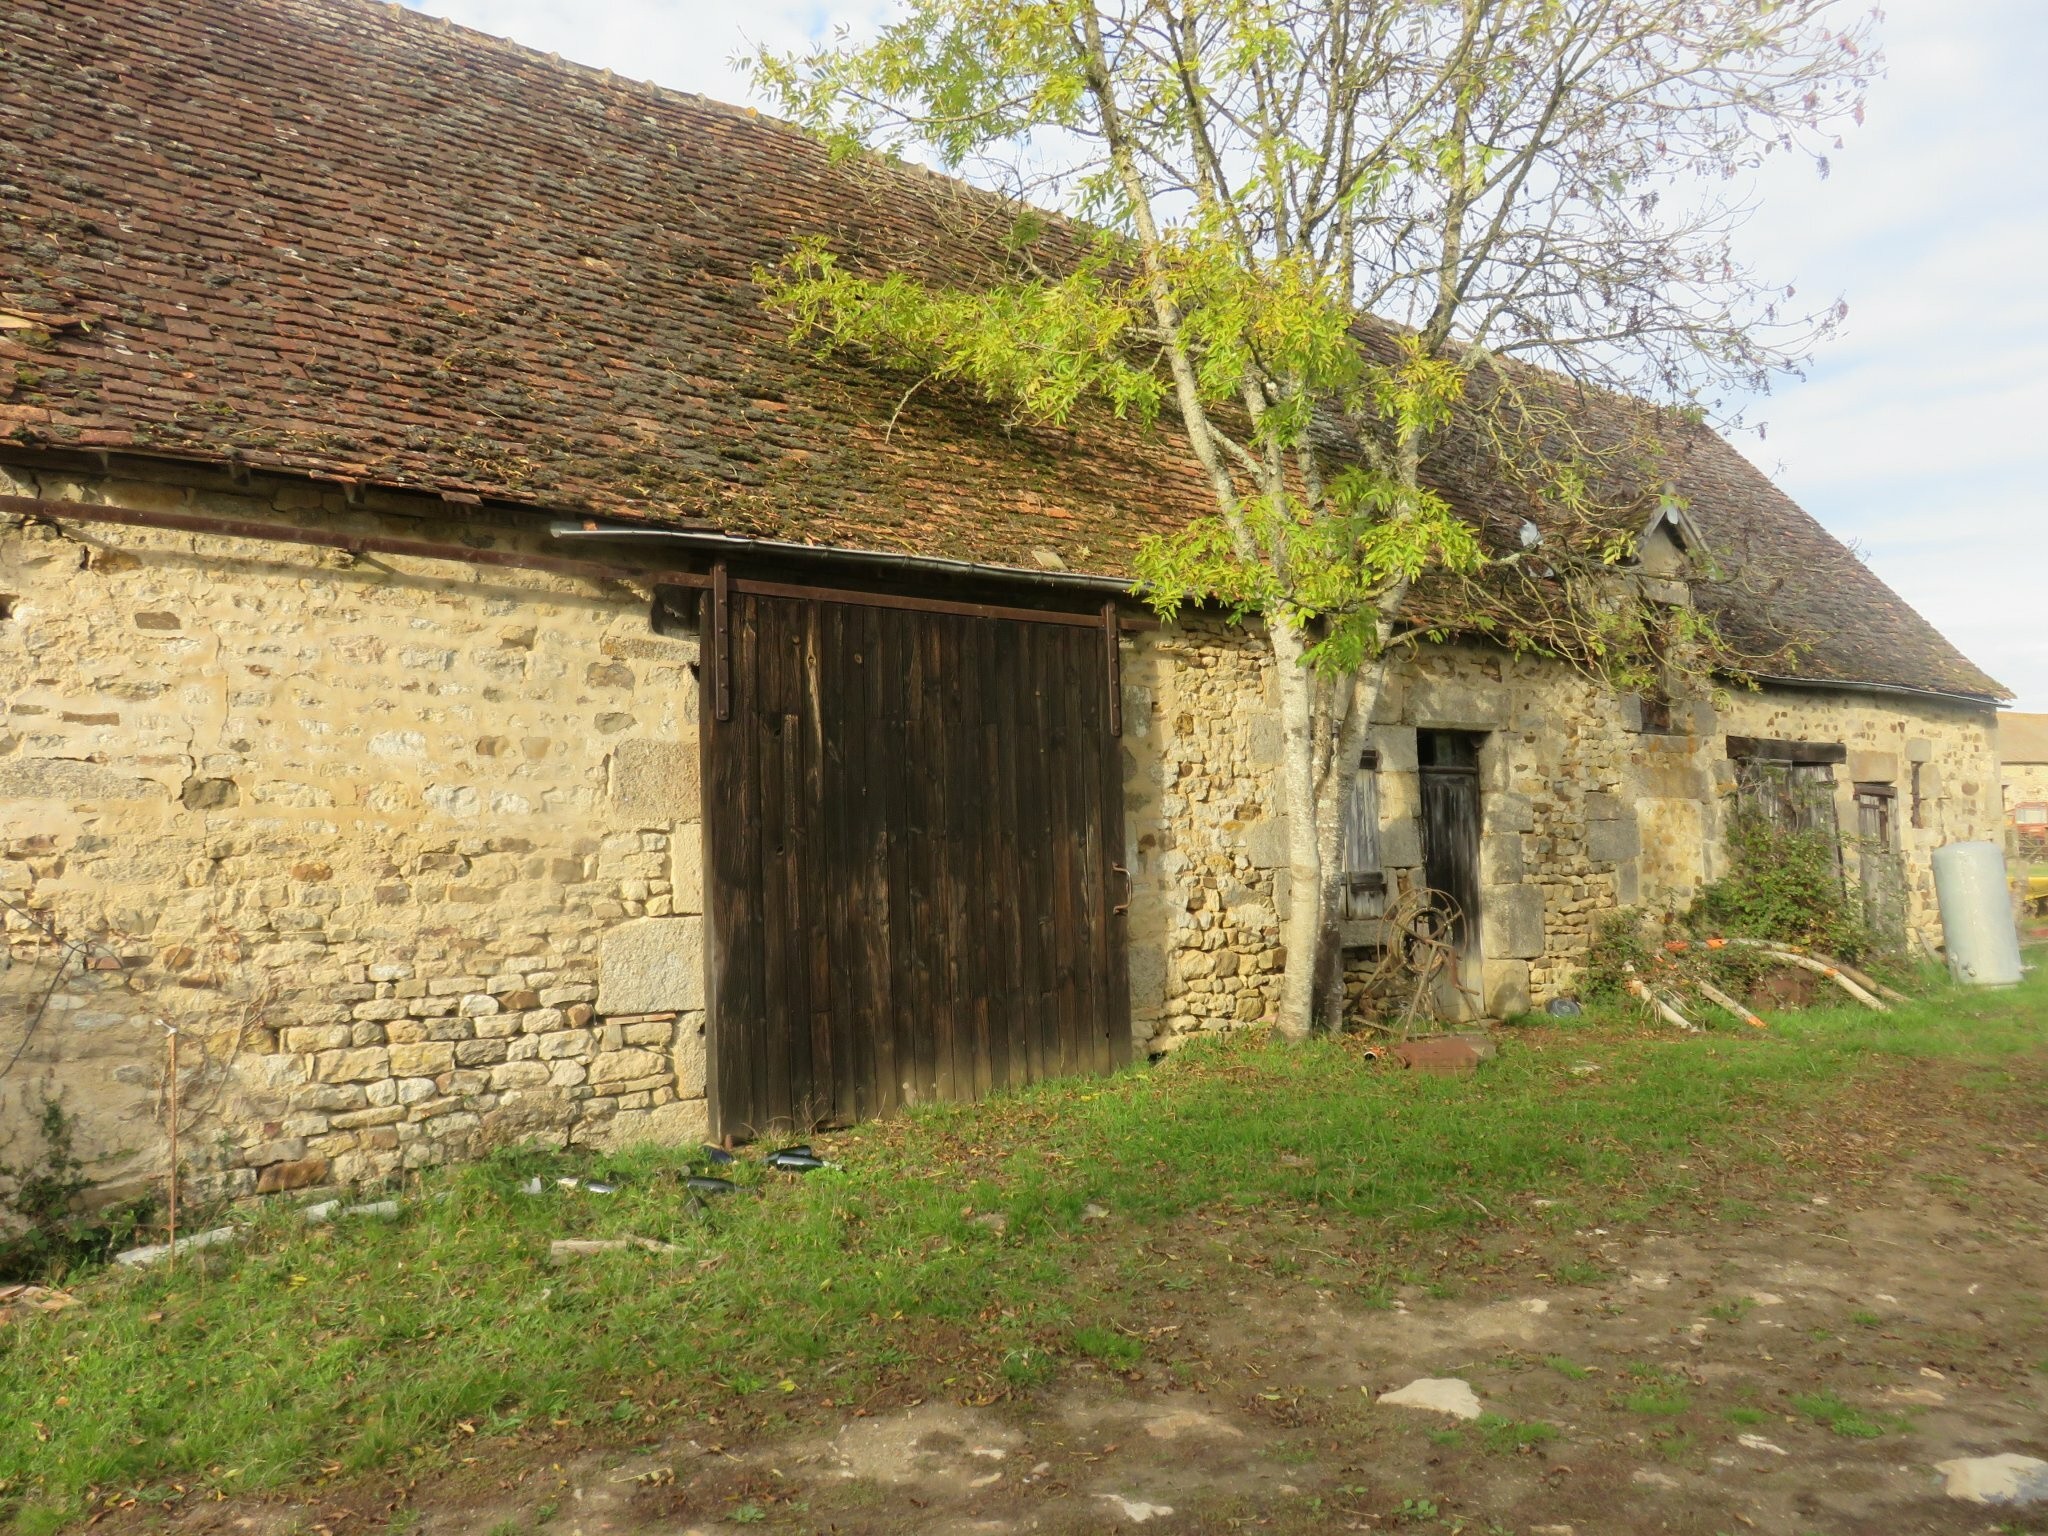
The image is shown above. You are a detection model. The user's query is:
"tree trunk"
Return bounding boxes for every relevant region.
[1271,623,1385,1041]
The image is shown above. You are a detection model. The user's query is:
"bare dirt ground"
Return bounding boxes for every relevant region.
[157,1066,2048,1536]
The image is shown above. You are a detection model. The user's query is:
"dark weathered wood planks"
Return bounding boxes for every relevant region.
[703,590,1128,1139]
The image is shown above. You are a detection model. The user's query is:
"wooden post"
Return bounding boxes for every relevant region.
[712,562,732,722]
[161,1021,179,1272]
[1100,601,1122,737]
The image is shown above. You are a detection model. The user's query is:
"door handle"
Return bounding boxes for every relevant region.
[1112,863,1131,915]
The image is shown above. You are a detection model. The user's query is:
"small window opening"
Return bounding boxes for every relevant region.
[1910,761,1926,829]
[1638,686,1675,734]
[1853,783,1896,848]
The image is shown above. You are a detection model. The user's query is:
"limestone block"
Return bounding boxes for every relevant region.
[1480,884,1545,960]
[537,1029,594,1060]
[1848,749,1899,784]
[674,1018,706,1097]
[0,758,166,800]
[1488,792,1536,835]
[587,1097,710,1152]
[301,1083,368,1112]
[1480,834,1524,885]
[669,823,704,915]
[488,1060,552,1091]
[1634,755,1710,800]
[1370,725,1418,772]
[1584,791,1623,822]
[256,1158,329,1194]
[388,1041,455,1077]
[1241,816,1288,870]
[1246,714,1283,768]
[589,1048,670,1087]
[1484,958,1532,1019]
[1586,815,1641,863]
[1380,818,1422,869]
[1407,678,1508,730]
[1127,939,1167,1018]
[313,1047,390,1084]
[597,915,704,1015]
[1906,737,1935,764]
[603,619,700,665]
[241,1138,305,1168]
[609,740,700,823]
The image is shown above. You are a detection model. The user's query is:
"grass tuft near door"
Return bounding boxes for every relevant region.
[702,586,1128,1139]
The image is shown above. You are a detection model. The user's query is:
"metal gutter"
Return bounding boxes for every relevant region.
[1746,670,2006,711]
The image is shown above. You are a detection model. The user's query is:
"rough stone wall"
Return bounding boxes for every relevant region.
[1119,629,1652,1038]
[1119,617,1289,1050]
[1377,646,1639,1014]
[2,455,2006,1194]
[0,459,709,1199]
[1711,686,2005,948]
[1120,627,2005,1032]
[2004,762,2048,813]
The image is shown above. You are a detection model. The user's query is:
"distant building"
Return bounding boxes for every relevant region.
[2001,715,2048,853]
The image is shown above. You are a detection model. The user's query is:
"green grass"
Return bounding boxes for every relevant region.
[1789,1389,1894,1439]
[1072,1324,1144,1366]
[3,967,2042,1530]
[1621,1385,1692,1417]
[1723,1405,1772,1426]
[1475,1414,1559,1453]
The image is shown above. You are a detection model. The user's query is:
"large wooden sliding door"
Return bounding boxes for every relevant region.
[702,587,1128,1139]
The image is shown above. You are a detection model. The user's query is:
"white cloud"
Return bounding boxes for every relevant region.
[407,0,2048,711]
[400,0,891,106]
[1727,0,2048,709]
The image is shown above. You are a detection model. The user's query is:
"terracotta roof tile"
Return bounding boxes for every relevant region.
[0,0,2006,700]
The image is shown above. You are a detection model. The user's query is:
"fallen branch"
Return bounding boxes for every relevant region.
[1624,965,1701,1033]
[1803,954,1909,1007]
[1694,979,1768,1030]
[1716,939,1888,1011]
[548,1236,680,1263]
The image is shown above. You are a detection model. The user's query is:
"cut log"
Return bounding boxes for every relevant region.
[1695,979,1768,1030]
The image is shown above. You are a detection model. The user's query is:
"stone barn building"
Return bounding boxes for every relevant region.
[2000,714,2048,855]
[0,0,2010,1199]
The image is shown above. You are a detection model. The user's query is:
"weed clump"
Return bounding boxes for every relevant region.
[0,1098,152,1282]
[1692,806,1874,961]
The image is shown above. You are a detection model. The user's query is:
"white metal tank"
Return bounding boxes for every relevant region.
[1931,840,2024,986]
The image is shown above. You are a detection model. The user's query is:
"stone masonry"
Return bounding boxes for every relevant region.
[1120,627,2005,1048]
[0,460,709,1199]
[0,456,2009,1196]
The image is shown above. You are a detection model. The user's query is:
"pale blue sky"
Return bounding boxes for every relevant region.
[406,0,2048,711]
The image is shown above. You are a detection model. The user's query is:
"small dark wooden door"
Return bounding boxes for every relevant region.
[702,589,1128,1139]
[1418,730,1483,946]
